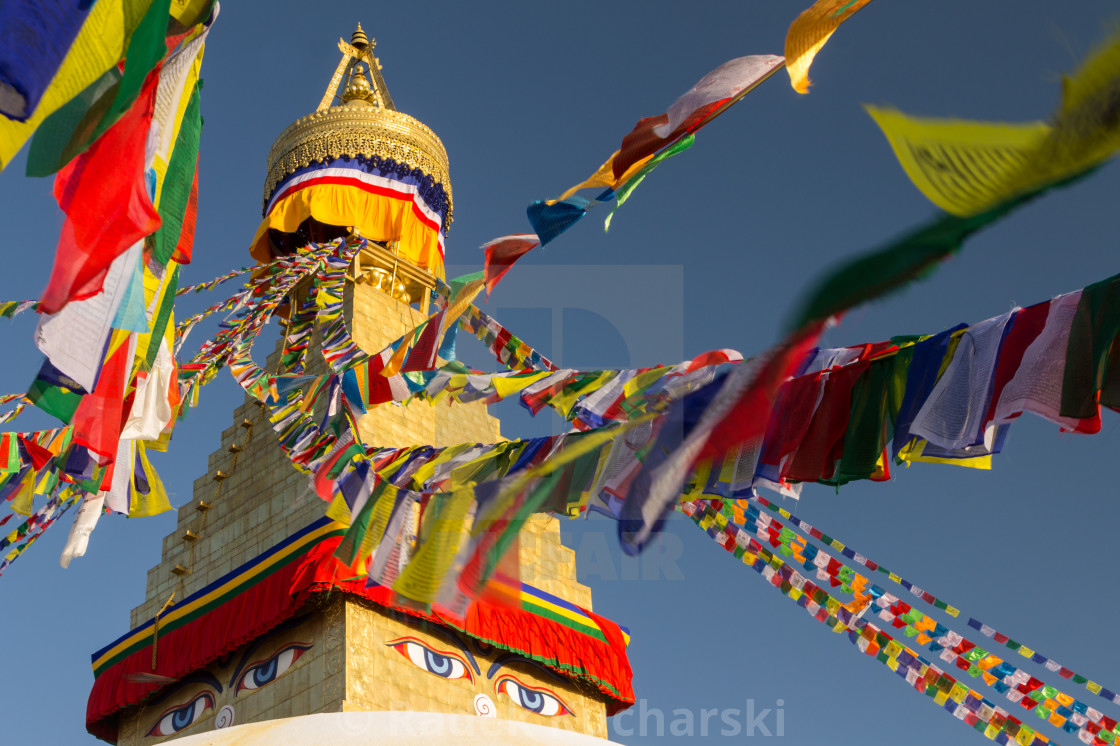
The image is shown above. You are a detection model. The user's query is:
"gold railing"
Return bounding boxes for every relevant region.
[349,239,435,314]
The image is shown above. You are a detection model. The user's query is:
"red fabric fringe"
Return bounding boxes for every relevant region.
[87,536,633,742]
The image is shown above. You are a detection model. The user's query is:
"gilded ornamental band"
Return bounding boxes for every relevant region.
[262,105,453,221]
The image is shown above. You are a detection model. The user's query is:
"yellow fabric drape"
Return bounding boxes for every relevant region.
[250,183,446,280]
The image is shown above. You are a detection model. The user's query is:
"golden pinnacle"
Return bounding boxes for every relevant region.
[351,23,369,49]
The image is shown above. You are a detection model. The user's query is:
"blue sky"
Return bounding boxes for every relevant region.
[0,2,1118,744]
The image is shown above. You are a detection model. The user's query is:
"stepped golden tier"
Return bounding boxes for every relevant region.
[84,24,632,745]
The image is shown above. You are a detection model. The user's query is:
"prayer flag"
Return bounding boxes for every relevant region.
[526,199,587,246]
[482,234,539,296]
[0,0,94,122]
[865,106,1049,217]
[605,134,695,231]
[652,55,784,138]
[869,30,1120,216]
[71,334,133,461]
[150,84,202,265]
[27,359,87,423]
[784,0,874,94]
[40,69,161,314]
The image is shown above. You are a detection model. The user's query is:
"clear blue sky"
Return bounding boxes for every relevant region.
[1,2,1118,744]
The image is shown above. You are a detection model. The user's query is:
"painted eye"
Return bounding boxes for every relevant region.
[495,676,571,716]
[236,644,311,693]
[386,637,472,681]
[147,692,214,737]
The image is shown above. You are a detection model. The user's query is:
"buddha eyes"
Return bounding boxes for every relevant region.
[495,675,570,716]
[147,692,214,737]
[386,637,473,681]
[236,643,311,693]
[383,637,572,718]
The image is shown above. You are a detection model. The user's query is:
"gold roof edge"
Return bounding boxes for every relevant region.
[262,24,452,225]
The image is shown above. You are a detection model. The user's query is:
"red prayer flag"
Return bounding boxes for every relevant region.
[71,339,131,462]
[401,310,446,373]
[699,324,825,460]
[481,234,539,297]
[40,67,162,315]
[171,157,199,265]
[613,56,783,180]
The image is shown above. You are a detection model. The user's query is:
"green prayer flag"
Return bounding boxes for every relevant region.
[1061,272,1120,418]
[832,355,893,485]
[787,172,1093,334]
[605,134,695,231]
[151,86,202,265]
[142,265,181,370]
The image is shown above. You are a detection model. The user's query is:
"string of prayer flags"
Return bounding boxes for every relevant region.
[747,493,1120,707]
[0,0,95,122]
[0,300,36,318]
[613,54,784,180]
[487,53,784,281]
[175,266,249,296]
[613,266,1120,555]
[784,0,874,94]
[0,491,79,576]
[680,500,1093,746]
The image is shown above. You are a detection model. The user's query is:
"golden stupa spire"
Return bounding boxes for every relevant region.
[317,23,395,111]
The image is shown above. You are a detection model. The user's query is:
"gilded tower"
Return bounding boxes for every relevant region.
[84,25,632,745]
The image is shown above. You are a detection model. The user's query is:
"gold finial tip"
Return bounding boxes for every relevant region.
[351,23,369,48]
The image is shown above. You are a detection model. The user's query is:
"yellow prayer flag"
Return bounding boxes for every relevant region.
[380,333,413,378]
[897,437,994,470]
[868,30,1120,216]
[129,443,172,517]
[170,0,212,25]
[325,494,352,526]
[491,371,551,400]
[866,106,1050,217]
[392,486,473,605]
[784,0,874,94]
[8,469,35,516]
[1030,29,1120,187]
[622,367,670,399]
[555,149,657,203]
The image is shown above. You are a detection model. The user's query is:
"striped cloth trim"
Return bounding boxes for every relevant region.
[92,516,628,676]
